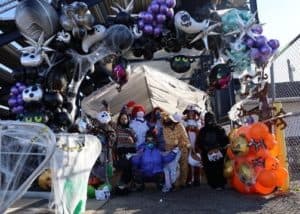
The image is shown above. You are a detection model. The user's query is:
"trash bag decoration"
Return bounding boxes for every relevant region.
[225,123,289,195]
[2,0,280,132]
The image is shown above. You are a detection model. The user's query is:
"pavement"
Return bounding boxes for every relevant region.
[5,181,300,214]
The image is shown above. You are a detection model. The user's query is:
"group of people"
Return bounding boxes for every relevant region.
[88,101,230,194]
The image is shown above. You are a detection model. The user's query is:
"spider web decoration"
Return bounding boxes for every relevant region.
[0,121,56,213]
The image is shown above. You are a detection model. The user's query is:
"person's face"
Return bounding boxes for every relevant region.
[187,111,195,119]
[119,114,129,125]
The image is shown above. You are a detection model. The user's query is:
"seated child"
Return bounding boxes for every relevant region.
[131,129,179,191]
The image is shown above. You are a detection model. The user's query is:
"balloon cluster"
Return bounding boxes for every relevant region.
[221,9,252,35]
[8,83,26,114]
[225,123,289,195]
[245,33,280,66]
[138,0,176,37]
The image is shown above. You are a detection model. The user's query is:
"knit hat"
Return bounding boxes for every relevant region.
[126,100,136,108]
[131,105,145,118]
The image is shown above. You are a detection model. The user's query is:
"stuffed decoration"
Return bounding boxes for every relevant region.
[170,55,194,73]
[15,0,59,41]
[209,63,232,90]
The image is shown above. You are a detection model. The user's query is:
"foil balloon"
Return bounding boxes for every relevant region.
[230,135,249,156]
[174,11,209,34]
[209,63,232,89]
[224,159,234,178]
[15,0,59,41]
[170,55,193,73]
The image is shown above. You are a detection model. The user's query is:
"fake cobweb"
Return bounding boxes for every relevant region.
[0,121,56,213]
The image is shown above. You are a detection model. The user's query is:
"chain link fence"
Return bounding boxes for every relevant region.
[269,35,300,187]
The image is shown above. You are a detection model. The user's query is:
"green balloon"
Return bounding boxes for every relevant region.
[87,185,95,198]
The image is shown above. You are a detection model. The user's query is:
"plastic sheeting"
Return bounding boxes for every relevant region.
[51,134,102,214]
[0,121,56,213]
[82,65,208,118]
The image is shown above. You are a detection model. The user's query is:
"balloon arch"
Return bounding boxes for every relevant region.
[1,0,289,195]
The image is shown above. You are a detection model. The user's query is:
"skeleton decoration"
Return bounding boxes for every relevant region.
[66,24,133,122]
[15,0,59,41]
[174,11,210,34]
[20,32,55,67]
[60,1,94,39]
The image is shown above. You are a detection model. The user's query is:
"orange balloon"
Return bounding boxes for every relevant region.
[269,143,279,157]
[275,167,289,188]
[226,148,236,159]
[249,122,269,140]
[231,173,255,194]
[254,181,276,195]
[256,169,277,188]
[265,155,280,171]
[237,126,251,140]
[264,133,277,150]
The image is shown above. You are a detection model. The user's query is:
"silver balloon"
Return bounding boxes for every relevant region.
[15,0,59,41]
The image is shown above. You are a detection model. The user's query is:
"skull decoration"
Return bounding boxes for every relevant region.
[22,85,43,103]
[209,63,232,89]
[170,55,194,73]
[97,111,111,124]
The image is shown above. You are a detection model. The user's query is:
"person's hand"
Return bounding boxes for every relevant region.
[128,136,135,144]
[172,147,180,154]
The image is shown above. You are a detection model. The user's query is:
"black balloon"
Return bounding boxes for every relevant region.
[43,91,64,109]
[170,55,193,73]
[80,77,95,96]
[46,69,68,92]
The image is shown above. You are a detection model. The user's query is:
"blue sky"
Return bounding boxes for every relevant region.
[257,0,300,49]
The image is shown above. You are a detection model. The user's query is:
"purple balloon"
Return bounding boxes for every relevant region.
[250,48,261,60]
[139,11,147,19]
[143,25,153,34]
[17,97,24,105]
[156,14,166,23]
[260,45,272,56]
[138,20,145,29]
[157,0,166,4]
[149,3,160,14]
[257,55,269,65]
[10,86,18,95]
[18,85,26,92]
[16,82,22,88]
[251,24,263,34]
[17,94,22,99]
[159,4,169,14]
[8,97,17,107]
[165,8,174,18]
[254,35,267,48]
[143,13,154,23]
[12,106,19,113]
[245,37,255,48]
[15,105,24,114]
[154,27,162,37]
[267,39,280,50]
[166,0,176,8]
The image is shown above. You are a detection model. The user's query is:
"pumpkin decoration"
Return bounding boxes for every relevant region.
[38,169,52,190]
